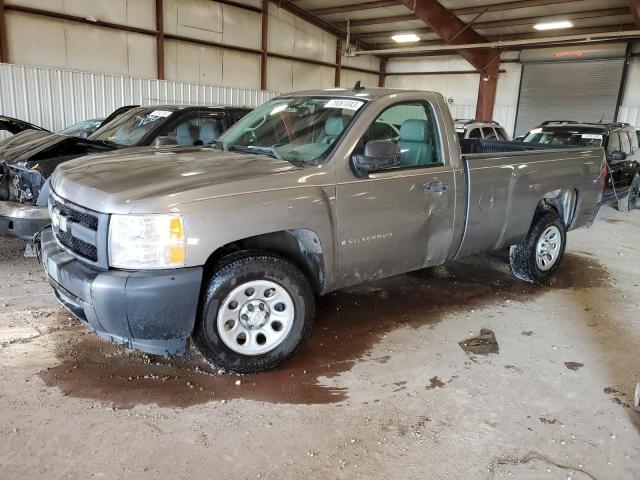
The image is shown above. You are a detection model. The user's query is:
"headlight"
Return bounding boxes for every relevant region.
[108,214,186,269]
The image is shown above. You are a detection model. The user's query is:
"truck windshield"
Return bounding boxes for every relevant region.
[89,108,176,146]
[523,127,604,147]
[219,96,368,163]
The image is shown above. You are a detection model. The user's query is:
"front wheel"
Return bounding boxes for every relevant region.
[195,251,315,373]
[617,174,640,212]
[509,209,567,284]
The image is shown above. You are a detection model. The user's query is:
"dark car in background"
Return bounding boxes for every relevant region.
[0,105,137,141]
[0,105,251,239]
[0,116,50,138]
[58,118,104,138]
[522,121,640,212]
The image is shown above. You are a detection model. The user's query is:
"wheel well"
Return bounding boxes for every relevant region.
[535,189,578,227]
[202,229,326,294]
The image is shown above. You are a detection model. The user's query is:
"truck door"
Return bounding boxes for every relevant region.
[335,100,456,287]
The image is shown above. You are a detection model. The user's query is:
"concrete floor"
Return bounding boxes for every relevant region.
[0,205,639,479]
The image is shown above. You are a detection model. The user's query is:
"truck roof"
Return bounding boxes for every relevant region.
[281,87,419,99]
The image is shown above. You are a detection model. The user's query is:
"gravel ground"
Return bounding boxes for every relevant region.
[0,205,639,479]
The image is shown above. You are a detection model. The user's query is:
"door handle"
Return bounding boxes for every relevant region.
[423,182,449,193]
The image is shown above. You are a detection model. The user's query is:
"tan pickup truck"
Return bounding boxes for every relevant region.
[41,87,605,372]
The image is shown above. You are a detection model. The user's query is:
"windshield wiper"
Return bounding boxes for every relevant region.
[231,145,283,160]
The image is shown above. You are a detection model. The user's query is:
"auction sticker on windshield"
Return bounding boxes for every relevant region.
[150,110,173,118]
[581,134,603,140]
[324,99,365,111]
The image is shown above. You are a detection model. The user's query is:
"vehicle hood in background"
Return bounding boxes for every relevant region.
[0,131,117,178]
[52,147,305,214]
[0,116,49,136]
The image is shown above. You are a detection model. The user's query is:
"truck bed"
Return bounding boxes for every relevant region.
[454,141,604,260]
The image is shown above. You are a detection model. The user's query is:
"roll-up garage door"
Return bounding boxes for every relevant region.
[514,43,628,136]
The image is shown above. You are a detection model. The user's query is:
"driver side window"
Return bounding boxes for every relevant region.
[606,132,621,156]
[359,102,442,170]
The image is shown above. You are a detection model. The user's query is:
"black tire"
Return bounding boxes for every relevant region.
[509,208,566,284]
[617,174,640,213]
[195,250,315,373]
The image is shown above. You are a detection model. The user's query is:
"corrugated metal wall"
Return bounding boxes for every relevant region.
[447,104,476,121]
[514,59,626,136]
[0,62,278,135]
[618,107,640,128]
[493,105,517,138]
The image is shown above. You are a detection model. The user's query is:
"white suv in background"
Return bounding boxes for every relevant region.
[454,119,511,141]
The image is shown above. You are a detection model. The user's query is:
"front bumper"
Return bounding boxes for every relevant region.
[0,200,50,239]
[41,227,203,356]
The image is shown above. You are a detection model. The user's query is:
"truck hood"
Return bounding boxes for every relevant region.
[52,147,303,214]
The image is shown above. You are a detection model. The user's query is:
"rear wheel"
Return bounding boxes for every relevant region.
[509,209,566,284]
[195,251,315,373]
[617,174,640,212]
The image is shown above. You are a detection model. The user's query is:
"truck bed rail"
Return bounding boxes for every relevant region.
[460,139,581,155]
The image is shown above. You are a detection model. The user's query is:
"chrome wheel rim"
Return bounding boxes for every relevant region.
[217,280,295,356]
[536,225,562,271]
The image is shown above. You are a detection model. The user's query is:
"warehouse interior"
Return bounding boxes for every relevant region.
[1,1,639,479]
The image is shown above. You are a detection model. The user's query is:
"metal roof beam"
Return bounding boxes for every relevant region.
[372,24,639,50]
[267,0,349,41]
[0,0,8,63]
[396,0,498,72]
[310,1,399,16]
[342,0,589,30]
[627,0,640,26]
[337,14,416,28]
[454,0,579,16]
[396,0,500,121]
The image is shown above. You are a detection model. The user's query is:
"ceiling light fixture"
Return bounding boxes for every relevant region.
[391,33,420,43]
[533,20,573,31]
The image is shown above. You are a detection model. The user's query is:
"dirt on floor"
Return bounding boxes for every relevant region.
[1,205,639,479]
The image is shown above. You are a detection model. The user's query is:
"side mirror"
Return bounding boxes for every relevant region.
[352,140,401,173]
[609,150,627,162]
[153,136,177,147]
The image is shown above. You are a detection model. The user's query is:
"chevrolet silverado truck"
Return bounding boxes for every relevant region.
[40,88,605,373]
[0,105,249,239]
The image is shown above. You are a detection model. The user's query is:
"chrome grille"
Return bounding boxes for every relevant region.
[49,189,107,268]
[50,197,98,229]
